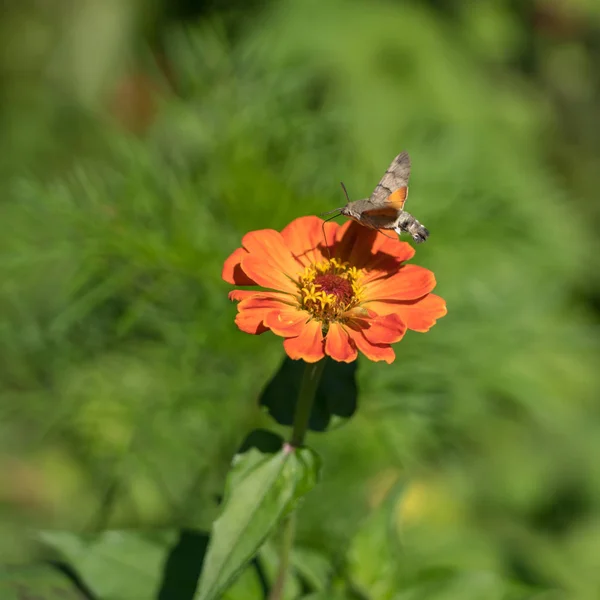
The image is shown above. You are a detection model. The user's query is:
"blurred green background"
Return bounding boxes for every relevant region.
[1,0,599,598]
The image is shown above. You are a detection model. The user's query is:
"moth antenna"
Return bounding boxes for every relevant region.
[340,181,351,204]
[319,207,343,216]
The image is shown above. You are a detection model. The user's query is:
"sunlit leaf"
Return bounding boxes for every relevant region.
[196,444,321,600]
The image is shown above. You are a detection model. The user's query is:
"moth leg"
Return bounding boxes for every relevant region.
[376,228,397,240]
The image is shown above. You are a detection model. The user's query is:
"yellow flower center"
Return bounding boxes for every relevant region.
[298,258,364,322]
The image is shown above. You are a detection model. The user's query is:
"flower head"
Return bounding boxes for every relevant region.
[222,216,446,363]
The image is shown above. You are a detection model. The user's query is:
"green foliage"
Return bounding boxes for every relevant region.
[39,530,177,599]
[260,357,357,431]
[347,481,405,598]
[0,564,88,599]
[197,445,320,599]
[0,0,599,598]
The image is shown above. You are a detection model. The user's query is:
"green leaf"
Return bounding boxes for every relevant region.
[221,564,265,600]
[260,356,358,431]
[196,444,321,600]
[158,530,210,599]
[347,481,406,599]
[291,546,333,593]
[238,429,286,454]
[300,593,353,600]
[393,570,536,600]
[39,529,178,600]
[0,564,89,600]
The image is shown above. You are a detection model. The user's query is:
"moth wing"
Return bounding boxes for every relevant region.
[368,151,411,209]
[359,206,400,230]
[362,207,398,218]
[361,188,407,221]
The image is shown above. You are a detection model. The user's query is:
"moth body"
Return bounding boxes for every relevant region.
[341,202,429,243]
[336,151,430,244]
[394,212,429,244]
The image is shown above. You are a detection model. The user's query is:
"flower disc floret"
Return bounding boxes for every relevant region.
[299,258,364,323]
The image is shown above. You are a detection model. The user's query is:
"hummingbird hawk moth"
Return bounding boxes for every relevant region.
[328,152,429,243]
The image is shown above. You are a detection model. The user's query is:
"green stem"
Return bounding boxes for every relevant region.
[290,359,327,447]
[267,513,296,600]
[269,359,326,600]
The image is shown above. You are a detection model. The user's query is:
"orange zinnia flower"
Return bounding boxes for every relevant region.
[222,216,447,364]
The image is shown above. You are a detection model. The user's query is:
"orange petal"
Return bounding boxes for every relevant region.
[345,305,377,320]
[235,311,269,335]
[375,238,415,262]
[325,323,358,363]
[334,220,413,272]
[361,313,407,344]
[334,221,377,266]
[235,295,295,335]
[360,241,415,285]
[222,247,256,285]
[367,293,447,332]
[364,264,436,301]
[241,255,298,294]
[360,255,405,285]
[264,308,311,338]
[242,229,301,278]
[238,295,296,311]
[281,216,338,267]
[332,220,354,260]
[346,327,395,364]
[229,290,293,303]
[283,320,325,363]
[229,289,254,302]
